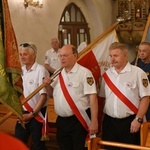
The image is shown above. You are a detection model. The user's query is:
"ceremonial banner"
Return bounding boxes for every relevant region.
[142,13,150,42]
[0,0,23,119]
[78,29,118,83]
[77,26,119,132]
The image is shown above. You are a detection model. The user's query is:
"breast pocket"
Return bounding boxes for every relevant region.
[124,81,136,90]
[27,80,39,92]
[72,82,80,95]
[53,84,61,97]
[51,57,57,63]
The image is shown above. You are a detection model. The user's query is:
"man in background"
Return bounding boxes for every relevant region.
[131,42,150,121]
[45,38,61,76]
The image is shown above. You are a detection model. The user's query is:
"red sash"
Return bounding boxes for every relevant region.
[103,72,138,114]
[59,73,89,132]
[23,102,50,140]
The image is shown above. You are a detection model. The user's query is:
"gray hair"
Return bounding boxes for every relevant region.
[19,42,37,54]
[109,42,128,55]
[51,38,59,43]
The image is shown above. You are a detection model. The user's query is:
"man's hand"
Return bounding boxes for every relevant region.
[130,119,141,133]
[22,113,33,124]
[43,76,52,86]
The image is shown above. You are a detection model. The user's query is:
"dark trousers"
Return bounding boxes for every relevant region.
[15,107,46,150]
[102,114,140,150]
[146,104,150,121]
[56,109,90,150]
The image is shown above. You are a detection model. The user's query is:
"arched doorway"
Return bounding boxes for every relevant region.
[58,2,90,48]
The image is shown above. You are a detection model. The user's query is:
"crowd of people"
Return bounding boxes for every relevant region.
[13,39,150,150]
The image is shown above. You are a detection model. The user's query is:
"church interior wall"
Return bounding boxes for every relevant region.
[7,0,135,65]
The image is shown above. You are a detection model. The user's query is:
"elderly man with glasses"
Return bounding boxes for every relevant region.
[43,44,98,150]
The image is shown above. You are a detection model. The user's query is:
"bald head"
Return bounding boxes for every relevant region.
[59,45,78,71]
[61,45,78,54]
[51,38,59,51]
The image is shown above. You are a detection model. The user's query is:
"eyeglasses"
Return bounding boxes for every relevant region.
[58,54,70,58]
[19,43,36,52]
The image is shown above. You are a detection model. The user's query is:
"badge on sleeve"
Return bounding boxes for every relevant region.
[142,79,148,87]
[87,77,94,86]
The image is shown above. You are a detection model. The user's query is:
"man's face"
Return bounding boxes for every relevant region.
[138,45,150,61]
[59,45,77,68]
[109,48,127,69]
[19,49,35,65]
[51,39,59,50]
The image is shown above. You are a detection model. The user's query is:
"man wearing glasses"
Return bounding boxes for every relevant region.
[43,45,98,150]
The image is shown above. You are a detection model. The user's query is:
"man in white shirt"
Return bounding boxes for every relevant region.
[45,38,61,76]
[15,42,49,150]
[100,42,150,150]
[43,44,98,150]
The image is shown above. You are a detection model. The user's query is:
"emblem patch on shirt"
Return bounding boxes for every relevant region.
[87,77,94,86]
[126,82,132,88]
[29,79,34,85]
[68,82,73,87]
[142,79,148,87]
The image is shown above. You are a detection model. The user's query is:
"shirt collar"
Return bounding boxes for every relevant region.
[23,62,38,72]
[52,48,59,53]
[110,62,131,74]
[63,63,79,74]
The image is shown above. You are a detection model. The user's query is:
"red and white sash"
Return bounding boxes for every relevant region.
[23,101,49,140]
[103,72,138,114]
[59,72,91,132]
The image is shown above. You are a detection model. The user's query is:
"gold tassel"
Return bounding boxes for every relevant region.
[84,141,88,147]
[40,134,50,141]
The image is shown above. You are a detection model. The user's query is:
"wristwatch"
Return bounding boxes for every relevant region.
[32,110,36,117]
[135,117,143,123]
